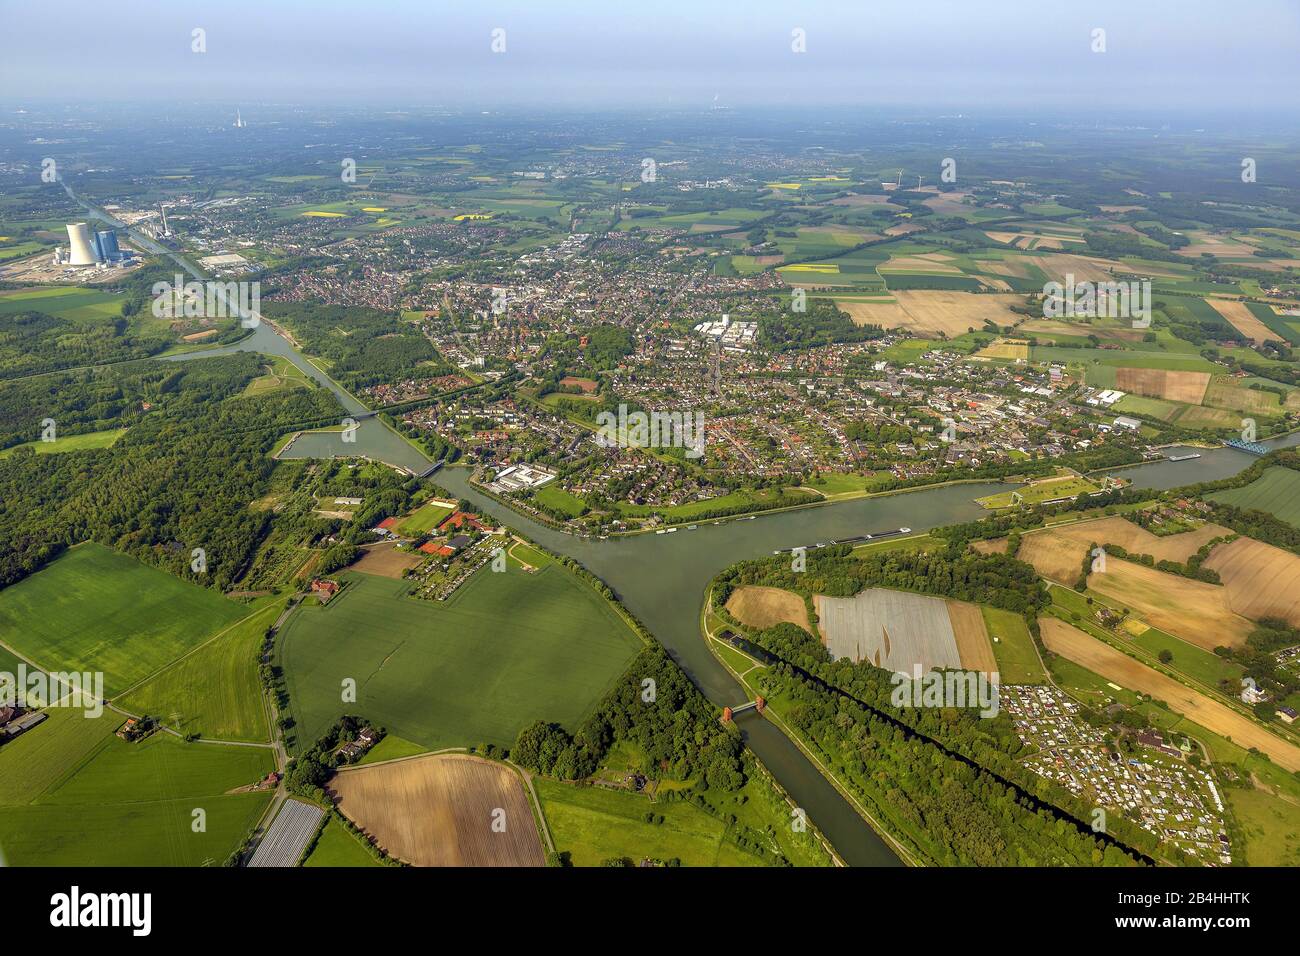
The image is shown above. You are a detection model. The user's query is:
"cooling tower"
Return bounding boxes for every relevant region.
[66,223,97,266]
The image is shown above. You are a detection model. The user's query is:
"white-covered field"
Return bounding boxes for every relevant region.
[816,588,962,673]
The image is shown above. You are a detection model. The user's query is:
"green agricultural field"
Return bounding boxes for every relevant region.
[614,486,815,521]
[534,484,588,518]
[117,600,282,742]
[278,566,642,752]
[0,544,246,694]
[356,734,428,765]
[982,606,1046,683]
[1210,467,1300,527]
[303,817,381,867]
[1228,787,1300,866]
[0,287,126,323]
[0,712,273,865]
[1130,626,1246,690]
[0,427,126,458]
[535,778,770,867]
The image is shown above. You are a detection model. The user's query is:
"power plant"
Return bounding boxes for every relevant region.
[65,223,98,265]
[94,229,121,260]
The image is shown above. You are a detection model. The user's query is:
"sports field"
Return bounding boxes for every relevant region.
[0,709,274,865]
[279,566,642,750]
[0,543,245,694]
[117,600,280,742]
[330,753,544,866]
[396,499,456,537]
[1210,467,1300,527]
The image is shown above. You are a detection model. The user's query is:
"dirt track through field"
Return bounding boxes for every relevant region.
[330,753,545,866]
[1041,618,1300,772]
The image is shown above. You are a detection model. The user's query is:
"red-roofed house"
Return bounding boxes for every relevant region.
[438,511,489,533]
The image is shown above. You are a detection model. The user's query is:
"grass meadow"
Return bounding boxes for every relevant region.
[278,565,642,751]
[0,543,246,694]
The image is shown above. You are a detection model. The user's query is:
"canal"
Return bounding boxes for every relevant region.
[165,294,1296,865]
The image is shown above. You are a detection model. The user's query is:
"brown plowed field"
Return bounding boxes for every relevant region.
[349,542,423,578]
[1115,367,1211,404]
[947,600,997,674]
[330,753,545,866]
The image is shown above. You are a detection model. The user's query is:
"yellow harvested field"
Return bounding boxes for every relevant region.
[330,753,545,866]
[1088,558,1253,651]
[1176,231,1257,258]
[726,585,811,634]
[970,537,1009,555]
[837,297,908,328]
[878,256,963,274]
[975,338,1029,360]
[302,210,346,218]
[1017,517,1231,585]
[978,258,1031,279]
[1024,254,1118,284]
[836,290,1021,337]
[947,600,997,674]
[1115,367,1212,404]
[1204,298,1279,345]
[1041,618,1300,771]
[1203,537,1300,628]
[783,263,840,273]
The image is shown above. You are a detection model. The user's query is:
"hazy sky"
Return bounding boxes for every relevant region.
[2,0,1298,114]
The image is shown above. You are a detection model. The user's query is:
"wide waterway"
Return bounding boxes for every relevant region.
[165,302,1297,865]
